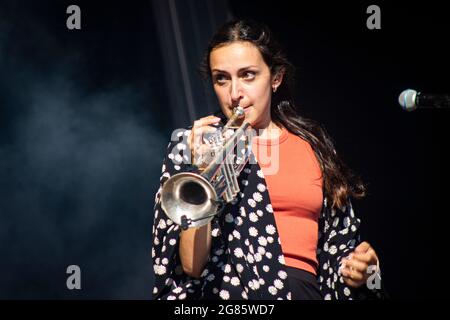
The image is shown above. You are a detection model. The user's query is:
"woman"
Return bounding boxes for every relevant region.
[151,20,385,300]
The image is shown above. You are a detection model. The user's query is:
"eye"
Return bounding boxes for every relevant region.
[213,74,228,85]
[242,71,256,80]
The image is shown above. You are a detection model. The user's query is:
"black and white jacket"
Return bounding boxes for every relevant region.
[151,127,385,300]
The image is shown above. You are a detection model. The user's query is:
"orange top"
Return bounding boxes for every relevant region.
[252,127,323,275]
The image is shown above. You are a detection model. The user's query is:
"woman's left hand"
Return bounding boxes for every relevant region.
[340,241,379,288]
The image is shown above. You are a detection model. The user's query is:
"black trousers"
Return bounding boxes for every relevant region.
[285,266,323,300]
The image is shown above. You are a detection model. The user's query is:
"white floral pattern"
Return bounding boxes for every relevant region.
[151,128,385,300]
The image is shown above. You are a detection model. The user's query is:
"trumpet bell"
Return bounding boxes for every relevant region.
[160,172,219,228]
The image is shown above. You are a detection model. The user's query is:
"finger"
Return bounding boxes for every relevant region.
[351,252,373,264]
[193,116,221,128]
[367,248,379,263]
[354,241,371,254]
[194,127,220,151]
[193,144,212,165]
[341,267,364,282]
[196,144,213,153]
[343,276,362,288]
[342,271,364,286]
[201,126,220,141]
[343,258,367,274]
[191,117,221,148]
[354,250,378,268]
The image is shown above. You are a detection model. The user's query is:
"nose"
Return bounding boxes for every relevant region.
[230,78,243,105]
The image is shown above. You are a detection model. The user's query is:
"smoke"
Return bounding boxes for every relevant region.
[0,3,165,299]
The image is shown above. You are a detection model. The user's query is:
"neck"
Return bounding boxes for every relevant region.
[255,120,282,139]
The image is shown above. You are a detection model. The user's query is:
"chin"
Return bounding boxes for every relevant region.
[243,110,257,124]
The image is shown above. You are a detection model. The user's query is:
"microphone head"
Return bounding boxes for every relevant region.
[398,89,418,111]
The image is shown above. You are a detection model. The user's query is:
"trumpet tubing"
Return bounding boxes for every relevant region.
[160,107,252,229]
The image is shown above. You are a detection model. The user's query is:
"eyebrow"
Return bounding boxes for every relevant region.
[211,66,258,73]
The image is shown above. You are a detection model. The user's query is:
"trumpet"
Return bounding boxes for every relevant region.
[160,106,252,229]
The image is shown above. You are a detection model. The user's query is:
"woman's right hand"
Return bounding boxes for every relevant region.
[188,115,222,167]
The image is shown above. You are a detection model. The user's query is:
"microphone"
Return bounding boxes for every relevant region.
[398,89,450,111]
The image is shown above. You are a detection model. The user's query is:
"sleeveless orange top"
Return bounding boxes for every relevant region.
[252,127,323,275]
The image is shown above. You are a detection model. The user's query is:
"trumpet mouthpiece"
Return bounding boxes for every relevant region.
[233,106,244,118]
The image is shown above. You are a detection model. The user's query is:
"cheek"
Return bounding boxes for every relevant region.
[250,85,272,111]
[214,88,227,107]
[214,87,225,100]
[214,88,232,116]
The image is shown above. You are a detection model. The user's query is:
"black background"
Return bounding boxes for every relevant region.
[0,0,448,299]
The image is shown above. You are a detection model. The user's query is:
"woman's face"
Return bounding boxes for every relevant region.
[209,41,282,129]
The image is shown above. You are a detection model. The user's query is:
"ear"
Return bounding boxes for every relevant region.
[271,67,285,92]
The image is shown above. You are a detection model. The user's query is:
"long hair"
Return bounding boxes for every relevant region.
[200,20,366,210]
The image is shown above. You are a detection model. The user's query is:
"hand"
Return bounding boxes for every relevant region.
[188,115,221,167]
[340,241,379,288]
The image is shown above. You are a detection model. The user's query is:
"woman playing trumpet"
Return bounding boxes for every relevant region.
[151,19,385,300]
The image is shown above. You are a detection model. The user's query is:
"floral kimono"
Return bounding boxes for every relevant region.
[151,127,385,300]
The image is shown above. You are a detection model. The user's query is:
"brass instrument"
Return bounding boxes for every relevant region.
[160,106,252,229]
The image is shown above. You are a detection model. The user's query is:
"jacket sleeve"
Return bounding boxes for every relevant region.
[317,199,387,300]
[151,128,203,300]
